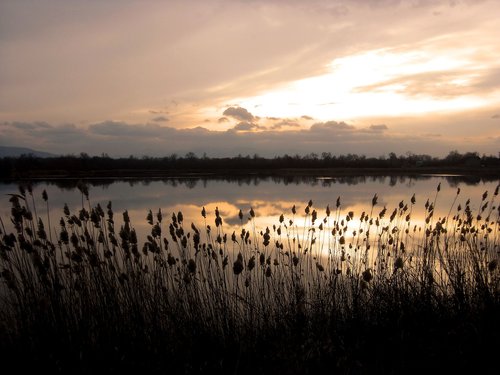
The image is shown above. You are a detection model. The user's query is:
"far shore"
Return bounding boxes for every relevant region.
[3,165,500,181]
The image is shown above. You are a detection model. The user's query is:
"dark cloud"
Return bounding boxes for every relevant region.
[232,122,261,131]
[491,114,499,119]
[0,121,88,152]
[3,118,498,159]
[4,121,78,138]
[218,117,229,123]
[184,126,211,134]
[310,121,355,132]
[271,120,301,130]
[301,115,314,120]
[151,116,169,122]
[222,213,246,226]
[7,121,53,130]
[369,124,388,131]
[222,107,255,122]
[90,121,172,138]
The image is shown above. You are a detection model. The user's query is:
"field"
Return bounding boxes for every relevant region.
[1,183,499,374]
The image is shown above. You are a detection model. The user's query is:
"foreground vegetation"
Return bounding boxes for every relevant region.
[1,183,499,374]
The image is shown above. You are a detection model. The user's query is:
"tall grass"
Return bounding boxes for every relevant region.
[0,183,499,374]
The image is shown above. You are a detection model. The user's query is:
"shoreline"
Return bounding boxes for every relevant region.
[3,166,500,181]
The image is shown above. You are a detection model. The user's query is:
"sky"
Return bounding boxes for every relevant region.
[1,0,499,158]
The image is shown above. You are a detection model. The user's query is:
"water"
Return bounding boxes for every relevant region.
[1,174,498,246]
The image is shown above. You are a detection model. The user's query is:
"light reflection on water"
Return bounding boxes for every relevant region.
[0,175,498,250]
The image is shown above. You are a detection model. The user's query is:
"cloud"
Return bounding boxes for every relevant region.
[90,121,172,138]
[218,117,229,123]
[6,121,53,130]
[369,124,388,131]
[301,115,314,120]
[0,121,86,151]
[491,114,499,119]
[310,121,355,133]
[232,122,261,131]
[355,70,471,99]
[222,107,255,122]
[184,126,211,134]
[271,120,301,130]
[355,65,500,101]
[471,67,500,93]
[151,116,169,122]
[2,117,499,159]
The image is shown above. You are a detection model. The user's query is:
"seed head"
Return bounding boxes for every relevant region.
[362,269,373,282]
[488,259,498,272]
[482,191,488,201]
[147,210,153,225]
[247,256,255,271]
[233,257,244,275]
[265,266,272,278]
[187,259,196,273]
[394,257,404,270]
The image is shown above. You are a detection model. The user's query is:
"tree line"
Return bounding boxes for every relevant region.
[1,150,498,178]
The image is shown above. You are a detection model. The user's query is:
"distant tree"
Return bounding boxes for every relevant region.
[185,152,197,160]
[445,150,462,163]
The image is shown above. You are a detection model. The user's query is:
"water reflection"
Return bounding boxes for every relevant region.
[0,173,493,191]
[1,175,498,248]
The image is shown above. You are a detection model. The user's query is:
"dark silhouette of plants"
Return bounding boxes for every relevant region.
[0,183,499,374]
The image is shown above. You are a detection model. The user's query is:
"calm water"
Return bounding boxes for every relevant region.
[1,175,498,243]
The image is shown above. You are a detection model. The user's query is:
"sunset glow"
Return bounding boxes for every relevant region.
[1,0,499,157]
[229,46,496,122]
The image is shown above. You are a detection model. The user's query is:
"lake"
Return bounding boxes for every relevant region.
[1,174,498,249]
[1,174,499,375]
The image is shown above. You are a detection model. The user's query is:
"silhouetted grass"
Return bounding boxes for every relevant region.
[0,183,499,374]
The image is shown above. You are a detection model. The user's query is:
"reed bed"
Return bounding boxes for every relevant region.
[0,183,499,374]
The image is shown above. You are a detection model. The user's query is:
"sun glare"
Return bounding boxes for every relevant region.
[221,47,493,122]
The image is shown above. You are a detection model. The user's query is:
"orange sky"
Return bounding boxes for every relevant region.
[0,0,499,157]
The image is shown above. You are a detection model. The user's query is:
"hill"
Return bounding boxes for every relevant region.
[0,146,55,158]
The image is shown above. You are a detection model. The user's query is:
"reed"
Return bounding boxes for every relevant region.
[0,183,498,374]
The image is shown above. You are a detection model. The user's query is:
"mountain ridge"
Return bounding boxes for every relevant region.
[0,146,55,158]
